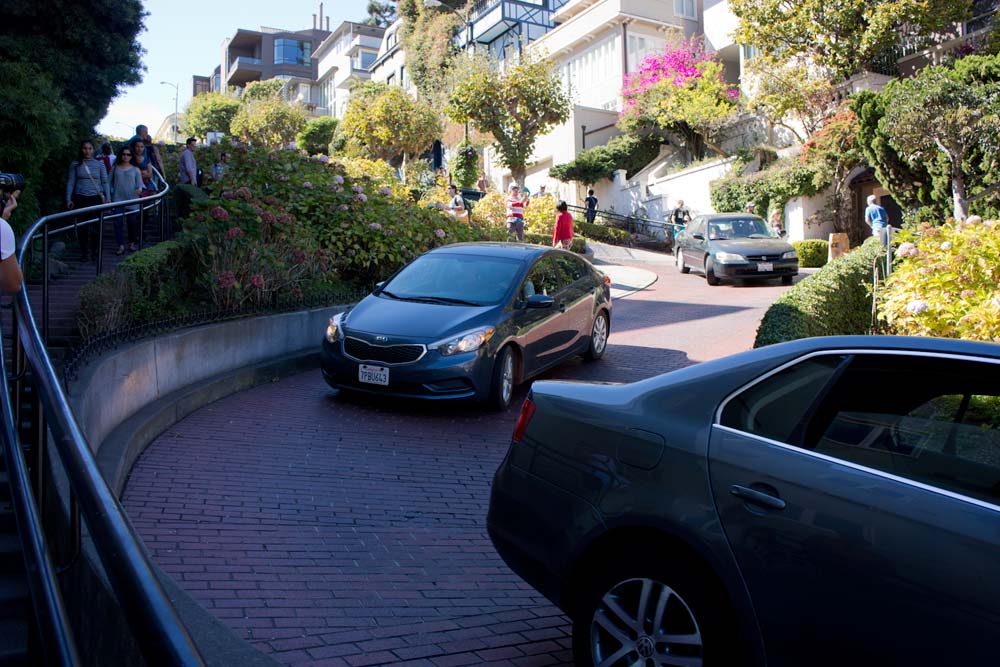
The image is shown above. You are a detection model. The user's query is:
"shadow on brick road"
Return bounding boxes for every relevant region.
[610,299,751,333]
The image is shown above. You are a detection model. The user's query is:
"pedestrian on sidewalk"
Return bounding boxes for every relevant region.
[552,200,574,249]
[864,194,889,245]
[506,184,525,241]
[128,125,164,187]
[65,140,110,262]
[1,189,23,293]
[96,142,115,174]
[110,145,143,254]
[129,138,154,193]
[179,137,199,187]
[584,189,598,223]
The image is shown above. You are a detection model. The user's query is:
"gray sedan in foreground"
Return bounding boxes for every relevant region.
[488,336,1000,666]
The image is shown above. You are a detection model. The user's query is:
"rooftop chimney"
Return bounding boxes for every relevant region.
[326,16,330,31]
[312,14,317,29]
[319,3,324,31]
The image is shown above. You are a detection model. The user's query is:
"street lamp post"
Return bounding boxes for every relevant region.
[160,81,179,144]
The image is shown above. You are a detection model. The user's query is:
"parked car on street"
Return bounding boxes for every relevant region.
[321,242,612,410]
[675,213,799,285]
[488,335,1000,666]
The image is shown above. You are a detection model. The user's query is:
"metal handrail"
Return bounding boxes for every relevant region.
[5,172,205,665]
[0,336,80,665]
[565,203,684,232]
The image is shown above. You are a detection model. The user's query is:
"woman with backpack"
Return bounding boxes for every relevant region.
[66,140,110,262]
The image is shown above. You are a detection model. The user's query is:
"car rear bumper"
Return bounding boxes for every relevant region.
[487,453,606,611]
[321,337,493,401]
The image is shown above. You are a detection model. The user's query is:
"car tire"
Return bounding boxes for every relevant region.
[676,248,690,274]
[781,274,794,285]
[572,550,740,667]
[584,310,609,361]
[486,345,515,411]
[704,257,721,286]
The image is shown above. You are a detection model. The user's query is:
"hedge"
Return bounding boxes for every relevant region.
[578,221,630,245]
[754,238,884,348]
[523,233,587,254]
[792,239,829,268]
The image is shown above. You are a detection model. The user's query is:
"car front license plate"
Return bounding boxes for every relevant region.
[757,262,773,272]
[358,364,389,386]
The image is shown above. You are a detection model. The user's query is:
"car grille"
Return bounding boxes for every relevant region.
[344,336,425,364]
[744,253,784,262]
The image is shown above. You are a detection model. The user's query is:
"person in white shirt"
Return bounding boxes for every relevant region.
[1,190,23,293]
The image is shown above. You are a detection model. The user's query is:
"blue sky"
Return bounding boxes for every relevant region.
[97,0,371,138]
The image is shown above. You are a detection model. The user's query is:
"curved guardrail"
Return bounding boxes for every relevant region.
[2,172,205,665]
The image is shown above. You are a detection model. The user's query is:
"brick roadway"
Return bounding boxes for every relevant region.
[122,260,803,666]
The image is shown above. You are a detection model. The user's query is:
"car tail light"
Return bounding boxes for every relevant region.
[603,273,612,287]
[511,398,536,444]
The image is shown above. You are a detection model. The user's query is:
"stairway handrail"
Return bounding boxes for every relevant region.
[9,172,205,665]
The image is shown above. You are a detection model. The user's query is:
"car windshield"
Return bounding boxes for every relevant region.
[708,217,776,240]
[381,252,523,306]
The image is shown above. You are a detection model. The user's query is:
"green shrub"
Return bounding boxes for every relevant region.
[296,117,339,156]
[578,221,630,245]
[522,233,586,254]
[710,158,823,215]
[881,218,1000,341]
[792,239,829,268]
[754,238,884,347]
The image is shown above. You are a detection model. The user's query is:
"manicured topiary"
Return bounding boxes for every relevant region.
[754,238,884,347]
[792,239,829,268]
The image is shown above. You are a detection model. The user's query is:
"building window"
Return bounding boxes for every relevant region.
[274,39,312,66]
[742,44,760,62]
[387,72,396,86]
[673,0,696,20]
[361,50,377,69]
[400,65,407,88]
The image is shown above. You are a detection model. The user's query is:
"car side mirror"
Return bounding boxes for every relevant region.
[526,294,554,309]
[692,233,705,240]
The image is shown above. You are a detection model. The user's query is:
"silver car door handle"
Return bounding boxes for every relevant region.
[730,485,786,511]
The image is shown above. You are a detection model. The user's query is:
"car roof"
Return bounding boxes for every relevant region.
[759,335,1000,360]
[429,242,553,261]
[698,213,766,222]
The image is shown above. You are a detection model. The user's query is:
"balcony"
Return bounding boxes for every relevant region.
[467,0,555,45]
[227,56,263,86]
[533,0,685,58]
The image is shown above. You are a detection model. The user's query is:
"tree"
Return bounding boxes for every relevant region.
[800,108,867,240]
[0,0,146,216]
[230,97,308,148]
[397,0,462,105]
[339,82,442,181]
[297,117,339,155]
[618,40,740,159]
[242,79,285,101]
[364,0,397,27]
[745,59,837,142]
[447,52,570,187]
[854,53,1000,220]
[183,92,241,139]
[729,0,971,80]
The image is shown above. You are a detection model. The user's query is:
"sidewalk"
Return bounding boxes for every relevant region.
[586,240,663,299]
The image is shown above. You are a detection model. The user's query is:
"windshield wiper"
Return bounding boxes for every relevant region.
[405,295,483,306]
[747,233,771,239]
[380,289,401,299]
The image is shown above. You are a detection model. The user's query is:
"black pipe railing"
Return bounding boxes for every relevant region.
[2,172,205,665]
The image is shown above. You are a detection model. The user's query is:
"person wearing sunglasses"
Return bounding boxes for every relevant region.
[111,145,143,254]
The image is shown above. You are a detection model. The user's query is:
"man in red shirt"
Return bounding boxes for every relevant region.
[506,184,525,241]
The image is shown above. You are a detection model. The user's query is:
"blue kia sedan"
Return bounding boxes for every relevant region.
[488,335,1000,666]
[321,243,611,410]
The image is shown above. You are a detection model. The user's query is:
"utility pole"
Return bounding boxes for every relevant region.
[160,81,179,143]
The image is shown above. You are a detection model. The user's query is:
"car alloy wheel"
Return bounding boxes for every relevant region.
[590,577,703,667]
[585,311,609,361]
[676,248,690,274]
[487,346,515,411]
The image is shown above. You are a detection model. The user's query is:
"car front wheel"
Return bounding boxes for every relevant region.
[584,310,609,361]
[704,257,720,286]
[486,345,515,411]
[572,552,739,667]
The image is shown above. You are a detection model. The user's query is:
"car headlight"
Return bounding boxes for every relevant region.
[325,312,345,343]
[782,250,798,259]
[434,326,496,356]
[714,251,745,263]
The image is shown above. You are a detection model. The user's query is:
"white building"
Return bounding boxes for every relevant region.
[313,21,385,119]
[369,19,412,91]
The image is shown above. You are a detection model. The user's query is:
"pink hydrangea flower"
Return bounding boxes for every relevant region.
[303,181,314,189]
[236,187,252,201]
[224,227,244,240]
[334,175,344,185]
[905,299,929,314]
[250,274,265,289]
[896,242,919,258]
[216,271,237,290]
[380,187,393,196]
[211,206,230,222]
[354,193,368,203]
[369,222,382,230]
[352,184,364,194]
[434,229,446,239]
[317,155,330,163]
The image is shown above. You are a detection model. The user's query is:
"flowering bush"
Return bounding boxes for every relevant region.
[880,217,1000,341]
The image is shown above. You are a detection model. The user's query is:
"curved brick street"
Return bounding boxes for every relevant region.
[122,256,803,666]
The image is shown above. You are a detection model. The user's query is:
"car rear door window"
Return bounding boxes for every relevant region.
[521,257,565,300]
[803,355,1000,506]
[720,354,847,443]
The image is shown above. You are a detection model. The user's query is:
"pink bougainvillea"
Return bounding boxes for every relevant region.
[621,38,738,113]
